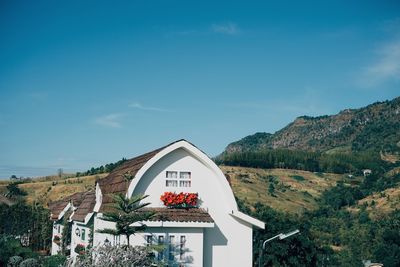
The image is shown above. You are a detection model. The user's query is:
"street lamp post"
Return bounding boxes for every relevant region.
[258,229,300,267]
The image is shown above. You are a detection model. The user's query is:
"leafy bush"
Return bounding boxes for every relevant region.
[0,235,36,266]
[5,182,27,198]
[74,245,154,267]
[7,255,23,267]
[41,255,66,267]
[290,175,305,181]
[19,258,39,267]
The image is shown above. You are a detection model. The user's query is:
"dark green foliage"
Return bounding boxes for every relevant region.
[320,182,364,210]
[76,158,127,176]
[41,255,67,267]
[361,172,400,195]
[373,212,400,267]
[61,211,72,256]
[19,258,39,267]
[251,203,324,266]
[97,194,155,246]
[5,182,27,198]
[268,183,275,196]
[250,161,400,267]
[0,202,52,253]
[0,202,33,235]
[0,235,36,266]
[216,149,387,174]
[7,255,23,267]
[291,175,305,181]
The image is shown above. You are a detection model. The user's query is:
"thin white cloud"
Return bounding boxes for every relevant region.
[227,87,333,117]
[211,22,240,35]
[129,102,170,112]
[359,39,400,87]
[94,113,123,128]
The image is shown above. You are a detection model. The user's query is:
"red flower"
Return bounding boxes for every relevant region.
[160,192,198,208]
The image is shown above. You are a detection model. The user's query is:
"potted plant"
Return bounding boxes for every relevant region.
[74,243,86,255]
[53,235,61,245]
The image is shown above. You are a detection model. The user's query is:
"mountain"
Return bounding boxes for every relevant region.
[225,96,400,154]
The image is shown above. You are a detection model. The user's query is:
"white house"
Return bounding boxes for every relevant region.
[49,191,89,255]
[50,139,264,266]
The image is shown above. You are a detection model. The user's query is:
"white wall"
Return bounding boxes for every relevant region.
[70,222,91,258]
[51,223,63,255]
[93,217,203,267]
[130,148,254,267]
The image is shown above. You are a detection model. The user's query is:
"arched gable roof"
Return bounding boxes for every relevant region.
[96,139,264,228]
[126,140,238,211]
[97,140,184,212]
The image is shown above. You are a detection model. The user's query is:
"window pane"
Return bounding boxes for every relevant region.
[158,236,165,261]
[166,180,178,187]
[180,236,186,260]
[81,229,85,241]
[169,235,175,261]
[180,172,191,179]
[166,171,177,178]
[146,235,152,246]
[179,180,191,187]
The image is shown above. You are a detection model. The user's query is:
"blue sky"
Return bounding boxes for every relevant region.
[1,1,399,178]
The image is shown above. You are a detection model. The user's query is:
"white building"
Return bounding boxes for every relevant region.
[50,139,264,266]
[49,191,90,256]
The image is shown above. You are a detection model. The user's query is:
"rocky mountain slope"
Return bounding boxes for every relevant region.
[225,97,400,154]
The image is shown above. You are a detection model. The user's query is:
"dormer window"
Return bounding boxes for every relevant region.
[166,171,191,187]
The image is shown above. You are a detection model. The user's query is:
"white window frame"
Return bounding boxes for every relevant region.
[165,171,191,188]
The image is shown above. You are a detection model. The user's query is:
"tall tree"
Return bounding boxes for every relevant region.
[97,194,154,246]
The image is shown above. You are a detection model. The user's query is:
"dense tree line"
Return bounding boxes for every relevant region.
[0,202,52,253]
[76,158,127,176]
[216,149,387,174]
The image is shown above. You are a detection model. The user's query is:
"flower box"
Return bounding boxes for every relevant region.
[53,235,61,245]
[74,244,86,255]
[160,192,198,208]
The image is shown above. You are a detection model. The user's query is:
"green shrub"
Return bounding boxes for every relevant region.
[41,255,66,267]
[290,175,305,181]
[19,258,39,267]
[0,235,36,266]
[7,256,23,267]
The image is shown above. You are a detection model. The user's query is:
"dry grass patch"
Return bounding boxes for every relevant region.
[353,186,400,219]
[17,173,108,206]
[221,166,344,214]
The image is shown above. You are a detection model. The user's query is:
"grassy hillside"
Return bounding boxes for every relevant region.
[1,166,350,214]
[221,166,349,214]
[0,174,107,206]
[348,186,400,219]
[9,165,399,218]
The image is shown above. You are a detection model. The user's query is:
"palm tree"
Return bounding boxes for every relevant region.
[97,194,154,246]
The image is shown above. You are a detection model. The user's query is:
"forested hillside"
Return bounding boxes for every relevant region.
[217,96,400,266]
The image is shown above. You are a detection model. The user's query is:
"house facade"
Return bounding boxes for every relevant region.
[50,140,264,266]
